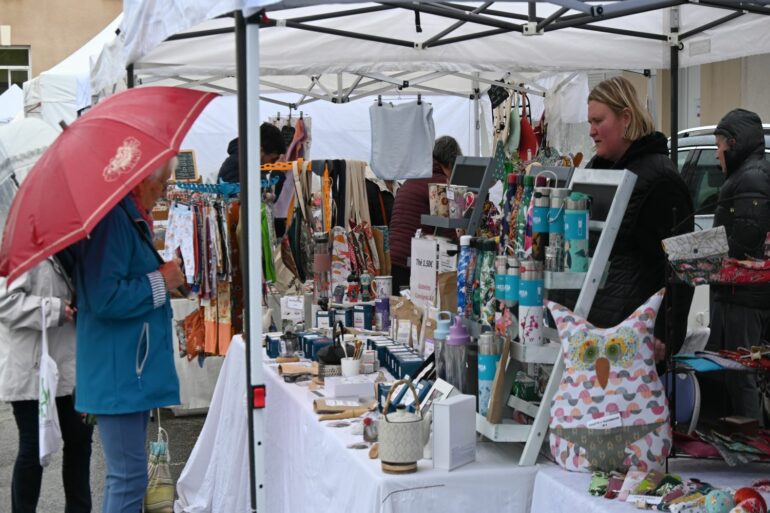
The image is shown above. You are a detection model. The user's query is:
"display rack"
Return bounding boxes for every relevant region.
[420,156,497,237]
[475,167,638,466]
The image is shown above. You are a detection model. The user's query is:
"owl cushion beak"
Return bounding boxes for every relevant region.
[595,357,610,390]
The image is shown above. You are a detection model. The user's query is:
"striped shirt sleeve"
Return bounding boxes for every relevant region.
[147,271,167,309]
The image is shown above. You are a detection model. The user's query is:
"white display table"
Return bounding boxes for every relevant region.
[531,460,770,513]
[175,335,543,513]
[170,298,224,415]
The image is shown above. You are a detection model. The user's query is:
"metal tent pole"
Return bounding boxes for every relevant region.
[473,72,481,156]
[670,6,680,162]
[236,10,266,513]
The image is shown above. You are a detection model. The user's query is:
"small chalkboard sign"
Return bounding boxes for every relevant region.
[174,150,198,182]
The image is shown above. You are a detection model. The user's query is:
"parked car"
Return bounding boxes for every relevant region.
[672,125,770,328]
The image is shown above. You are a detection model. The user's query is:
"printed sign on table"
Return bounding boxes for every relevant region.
[410,238,437,308]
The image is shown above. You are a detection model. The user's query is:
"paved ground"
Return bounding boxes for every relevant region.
[0,402,206,512]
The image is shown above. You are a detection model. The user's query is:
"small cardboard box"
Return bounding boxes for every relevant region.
[386,346,411,375]
[316,311,332,329]
[309,337,333,361]
[432,394,476,471]
[298,333,319,358]
[265,333,285,358]
[324,375,376,399]
[353,304,374,330]
[397,355,424,380]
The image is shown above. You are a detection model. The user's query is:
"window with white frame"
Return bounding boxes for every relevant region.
[0,47,30,94]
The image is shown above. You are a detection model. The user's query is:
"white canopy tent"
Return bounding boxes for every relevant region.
[107,2,770,511]
[92,1,770,164]
[24,15,122,128]
[92,4,606,163]
[0,85,24,126]
[99,1,770,96]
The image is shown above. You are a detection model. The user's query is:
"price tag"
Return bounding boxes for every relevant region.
[586,412,622,430]
[626,495,662,506]
[447,189,455,200]
[327,399,360,407]
[287,297,304,310]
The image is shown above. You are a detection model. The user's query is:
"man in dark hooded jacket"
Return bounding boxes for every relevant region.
[707,108,770,421]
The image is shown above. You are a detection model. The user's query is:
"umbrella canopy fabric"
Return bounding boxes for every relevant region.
[0,86,217,283]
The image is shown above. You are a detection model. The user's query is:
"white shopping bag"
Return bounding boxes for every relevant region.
[39,298,62,467]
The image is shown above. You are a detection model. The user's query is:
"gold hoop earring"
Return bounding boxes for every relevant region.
[623,125,630,139]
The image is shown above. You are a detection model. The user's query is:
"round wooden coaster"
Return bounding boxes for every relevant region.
[381,461,417,474]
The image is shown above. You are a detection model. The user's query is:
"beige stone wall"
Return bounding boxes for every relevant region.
[741,53,770,124]
[700,58,742,126]
[0,0,121,76]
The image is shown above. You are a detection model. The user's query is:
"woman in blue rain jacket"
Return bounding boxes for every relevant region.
[73,158,186,513]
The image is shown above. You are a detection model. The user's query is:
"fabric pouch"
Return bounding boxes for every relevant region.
[144,409,174,513]
[39,299,62,467]
[662,226,728,285]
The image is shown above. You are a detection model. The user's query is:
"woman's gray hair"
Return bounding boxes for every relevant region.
[149,156,178,181]
[432,136,462,168]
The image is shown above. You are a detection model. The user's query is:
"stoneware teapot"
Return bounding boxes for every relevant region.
[378,379,430,474]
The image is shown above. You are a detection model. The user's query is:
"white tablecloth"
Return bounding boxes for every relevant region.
[176,335,542,513]
[174,336,250,513]
[170,298,224,414]
[531,460,770,513]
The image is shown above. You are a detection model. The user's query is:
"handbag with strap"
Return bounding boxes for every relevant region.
[38,298,62,467]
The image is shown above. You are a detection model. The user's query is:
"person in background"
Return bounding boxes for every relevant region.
[365,165,397,227]
[707,108,770,422]
[389,135,462,292]
[219,123,291,239]
[216,122,286,183]
[583,76,694,355]
[0,259,93,513]
[72,157,185,513]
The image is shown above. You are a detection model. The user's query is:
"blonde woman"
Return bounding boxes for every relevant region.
[583,76,694,354]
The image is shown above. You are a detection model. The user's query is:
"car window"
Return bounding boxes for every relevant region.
[688,149,723,215]
[676,149,690,171]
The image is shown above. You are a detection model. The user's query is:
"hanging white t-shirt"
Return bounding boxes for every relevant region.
[369,100,435,180]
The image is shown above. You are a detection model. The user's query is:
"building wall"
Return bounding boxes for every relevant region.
[741,53,770,124]
[0,0,121,76]
[700,58,743,126]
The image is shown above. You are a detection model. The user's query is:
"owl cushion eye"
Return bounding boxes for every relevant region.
[580,339,599,365]
[605,338,626,362]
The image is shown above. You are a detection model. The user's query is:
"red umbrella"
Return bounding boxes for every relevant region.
[0,86,217,283]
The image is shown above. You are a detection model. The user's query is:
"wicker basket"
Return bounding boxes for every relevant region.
[318,363,342,379]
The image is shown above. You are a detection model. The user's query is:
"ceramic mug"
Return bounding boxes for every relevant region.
[428,184,440,216]
[447,185,470,219]
[374,276,392,298]
[341,357,361,377]
[428,183,449,217]
[435,184,449,217]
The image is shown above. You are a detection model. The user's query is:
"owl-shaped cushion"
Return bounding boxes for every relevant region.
[545,289,671,473]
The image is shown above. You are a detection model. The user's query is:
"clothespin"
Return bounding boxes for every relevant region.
[417,93,422,105]
[377,95,382,107]
[300,111,304,120]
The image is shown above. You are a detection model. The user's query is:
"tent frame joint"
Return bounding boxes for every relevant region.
[667,32,682,48]
[522,21,543,35]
